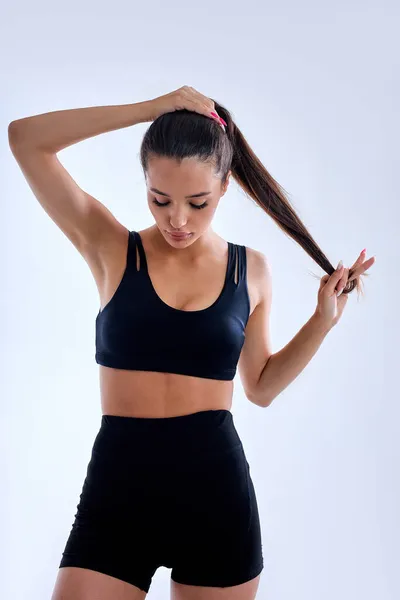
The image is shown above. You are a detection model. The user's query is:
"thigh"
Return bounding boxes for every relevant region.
[56,427,163,596]
[51,566,147,600]
[168,443,264,589]
[170,574,261,600]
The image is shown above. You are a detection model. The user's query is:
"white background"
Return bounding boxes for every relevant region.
[1,1,398,598]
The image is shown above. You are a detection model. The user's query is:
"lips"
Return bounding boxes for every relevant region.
[167,232,192,238]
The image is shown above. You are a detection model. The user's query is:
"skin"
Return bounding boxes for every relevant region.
[95,151,251,420]
[53,154,375,600]
[144,153,376,333]
[145,154,232,256]
[19,86,374,599]
[317,253,376,329]
[53,156,262,600]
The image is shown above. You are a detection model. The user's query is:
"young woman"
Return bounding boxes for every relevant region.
[8,86,375,600]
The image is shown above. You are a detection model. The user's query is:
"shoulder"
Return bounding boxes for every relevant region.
[244,246,272,307]
[244,245,271,273]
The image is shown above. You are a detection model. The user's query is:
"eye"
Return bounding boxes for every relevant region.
[152,198,209,210]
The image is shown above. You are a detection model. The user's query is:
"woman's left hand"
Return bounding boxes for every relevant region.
[315,250,376,330]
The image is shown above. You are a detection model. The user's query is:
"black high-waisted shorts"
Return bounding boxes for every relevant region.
[59,409,264,593]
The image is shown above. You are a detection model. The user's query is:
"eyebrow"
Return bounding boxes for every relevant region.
[150,187,212,199]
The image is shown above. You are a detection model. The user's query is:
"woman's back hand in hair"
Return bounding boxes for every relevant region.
[314,250,376,329]
[144,86,225,129]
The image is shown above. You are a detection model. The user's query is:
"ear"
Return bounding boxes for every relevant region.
[221,170,232,197]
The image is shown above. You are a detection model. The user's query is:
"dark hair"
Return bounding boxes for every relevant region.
[140,101,366,296]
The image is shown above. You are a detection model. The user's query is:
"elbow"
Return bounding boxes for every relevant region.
[248,362,274,408]
[260,397,273,408]
[258,395,275,408]
[8,119,21,138]
[248,391,272,408]
[8,120,34,151]
[8,120,24,149]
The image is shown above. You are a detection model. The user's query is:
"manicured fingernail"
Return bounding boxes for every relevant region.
[337,260,343,270]
[210,112,218,117]
[361,248,366,254]
[219,117,227,126]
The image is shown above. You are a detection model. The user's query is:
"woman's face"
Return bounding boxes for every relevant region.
[145,156,230,247]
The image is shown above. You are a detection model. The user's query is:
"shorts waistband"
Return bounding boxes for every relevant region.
[96,409,242,462]
[101,409,232,429]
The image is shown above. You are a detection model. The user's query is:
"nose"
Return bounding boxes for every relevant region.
[170,222,188,231]
[169,213,188,230]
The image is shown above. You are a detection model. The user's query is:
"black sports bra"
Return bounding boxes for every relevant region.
[95,231,250,381]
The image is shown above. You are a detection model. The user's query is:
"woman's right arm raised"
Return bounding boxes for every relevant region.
[8,101,153,266]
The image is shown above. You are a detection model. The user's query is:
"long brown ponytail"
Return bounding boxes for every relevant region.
[140,100,366,296]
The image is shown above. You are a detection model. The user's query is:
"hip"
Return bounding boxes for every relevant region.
[62,410,264,583]
[77,410,253,523]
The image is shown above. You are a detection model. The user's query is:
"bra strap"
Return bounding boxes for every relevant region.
[233,244,247,286]
[223,241,235,284]
[130,232,246,284]
[130,231,148,272]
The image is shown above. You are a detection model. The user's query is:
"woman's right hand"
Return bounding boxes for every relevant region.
[144,86,226,130]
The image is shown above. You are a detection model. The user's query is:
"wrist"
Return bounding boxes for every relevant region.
[135,99,165,123]
[129,100,155,124]
[310,311,333,335]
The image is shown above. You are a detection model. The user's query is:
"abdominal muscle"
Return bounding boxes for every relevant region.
[99,367,234,418]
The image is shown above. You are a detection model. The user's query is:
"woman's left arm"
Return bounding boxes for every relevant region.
[254,249,375,407]
[253,312,331,407]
